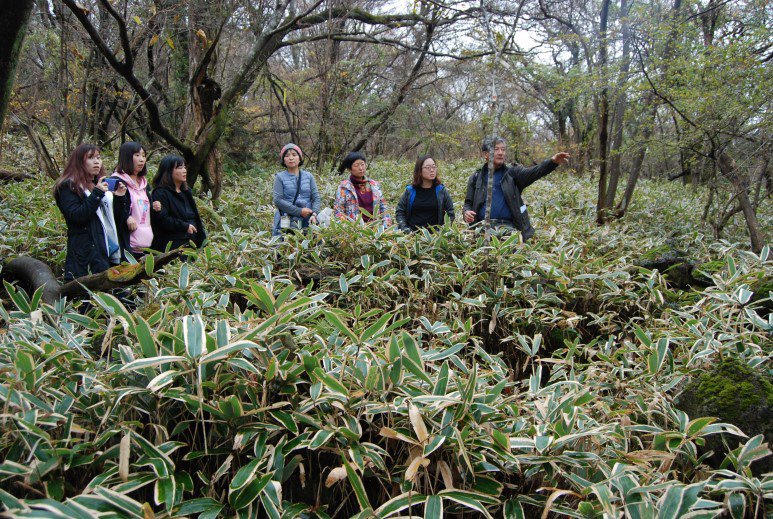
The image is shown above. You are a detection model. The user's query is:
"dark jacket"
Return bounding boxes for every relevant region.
[150,186,206,251]
[395,184,455,232]
[462,159,557,240]
[54,180,125,280]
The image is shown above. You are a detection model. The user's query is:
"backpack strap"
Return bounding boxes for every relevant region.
[407,185,416,212]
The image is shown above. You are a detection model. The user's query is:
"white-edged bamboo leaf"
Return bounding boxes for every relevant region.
[424,495,443,519]
[323,310,358,343]
[120,356,187,372]
[182,314,206,358]
[147,369,179,392]
[373,491,427,517]
[344,458,371,510]
[93,486,143,518]
[200,340,265,364]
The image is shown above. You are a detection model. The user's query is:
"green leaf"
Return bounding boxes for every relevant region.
[686,417,716,437]
[144,253,155,277]
[269,410,298,434]
[424,495,443,519]
[147,370,179,392]
[229,458,261,491]
[361,312,392,341]
[120,355,186,372]
[229,472,271,510]
[310,429,335,449]
[183,314,206,358]
[324,310,358,343]
[178,262,189,289]
[344,458,371,511]
[438,489,496,517]
[373,491,427,516]
[433,361,450,396]
[93,486,144,517]
[200,340,265,364]
[132,315,157,358]
[312,367,349,395]
[93,292,134,325]
[503,498,525,519]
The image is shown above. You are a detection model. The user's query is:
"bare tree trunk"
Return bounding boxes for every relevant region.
[0,0,35,134]
[718,151,765,253]
[595,0,611,224]
[604,0,631,210]
[11,114,59,179]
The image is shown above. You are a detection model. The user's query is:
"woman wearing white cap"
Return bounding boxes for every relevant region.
[272,143,321,235]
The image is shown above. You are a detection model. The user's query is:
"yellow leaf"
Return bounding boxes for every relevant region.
[133,15,142,25]
[165,36,175,50]
[149,34,159,46]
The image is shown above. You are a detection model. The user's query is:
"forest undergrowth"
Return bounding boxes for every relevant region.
[0,161,770,518]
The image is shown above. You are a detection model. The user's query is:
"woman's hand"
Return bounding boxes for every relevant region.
[187,224,197,234]
[152,201,161,212]
[300,208,313,218]
[114,182,127,196]
[126,216,138,231]
[96,177,109,192]
[463,210,476,223]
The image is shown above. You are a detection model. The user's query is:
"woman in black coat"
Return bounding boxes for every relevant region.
[54,144,129,280]
[150,155,206,252]
[395,155,455,232]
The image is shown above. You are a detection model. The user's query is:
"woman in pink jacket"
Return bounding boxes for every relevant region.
[111,142,157,256]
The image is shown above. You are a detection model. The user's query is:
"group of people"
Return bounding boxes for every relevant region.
[273,138,570,238]
[54,137,569,281]
[54,143,205,280]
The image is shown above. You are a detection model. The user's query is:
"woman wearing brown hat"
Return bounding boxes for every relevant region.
[273,143,321,235]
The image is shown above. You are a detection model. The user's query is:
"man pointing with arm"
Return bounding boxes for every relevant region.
[463,137,570,240]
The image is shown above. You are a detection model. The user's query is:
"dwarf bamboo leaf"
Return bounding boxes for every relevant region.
[120,356,186,371]
[183,314,206,358]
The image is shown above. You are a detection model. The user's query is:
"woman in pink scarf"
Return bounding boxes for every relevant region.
[333,151,392,226]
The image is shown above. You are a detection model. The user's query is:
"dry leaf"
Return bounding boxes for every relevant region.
[488,310,497,334]
[408,403,429,443]
[119,432,131,483]
[405,455,429,481]
[325,466,347,487]
[437,460,454,489]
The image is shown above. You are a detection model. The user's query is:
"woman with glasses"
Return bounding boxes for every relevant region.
[395,155,455,232]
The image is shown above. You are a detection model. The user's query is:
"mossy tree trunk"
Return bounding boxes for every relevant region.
[0,0,35,135]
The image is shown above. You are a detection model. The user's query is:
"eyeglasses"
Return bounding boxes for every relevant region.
[422,165,437,170]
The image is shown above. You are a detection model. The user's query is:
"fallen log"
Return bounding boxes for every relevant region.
[2,249,183,305]
[0,169,33,182]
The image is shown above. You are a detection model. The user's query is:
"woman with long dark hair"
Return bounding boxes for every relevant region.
[395,155,455,232]
[111,141,154,256]
[150,155,206,251]
[54,144,128,279]
[333,151,392,225]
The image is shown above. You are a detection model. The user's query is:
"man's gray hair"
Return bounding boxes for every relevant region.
[481,136,506,152]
